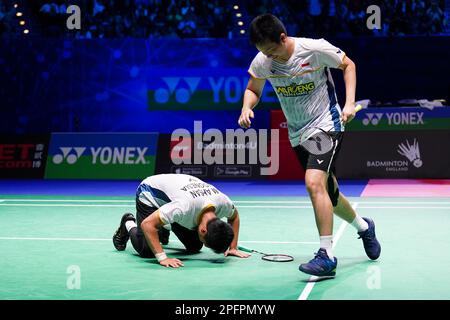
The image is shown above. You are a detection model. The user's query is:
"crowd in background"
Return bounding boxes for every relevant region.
[0,0,447,38]
[30,0,233,38]
[262,0,447,37]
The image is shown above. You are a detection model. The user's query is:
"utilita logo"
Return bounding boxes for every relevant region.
[397,139,422,168]
[362,112,424,126]
[52,147,149,165]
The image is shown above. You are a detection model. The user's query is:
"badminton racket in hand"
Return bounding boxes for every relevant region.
[299,104,362,155]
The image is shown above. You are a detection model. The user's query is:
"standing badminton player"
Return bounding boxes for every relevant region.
[238,14,381,277]
[113,174,250,268]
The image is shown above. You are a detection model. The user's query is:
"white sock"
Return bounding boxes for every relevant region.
[319,235,334,260]
[351,215,369,233]
[125,220,137,232]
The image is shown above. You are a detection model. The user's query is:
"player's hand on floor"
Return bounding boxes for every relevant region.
[238,107,254,128]
[159,258,184,268]
[224,248,251,258]
[341,103,356,125]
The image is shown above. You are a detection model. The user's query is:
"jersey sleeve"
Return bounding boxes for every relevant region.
[310,38,346,68]
[216,195,236,219]
[248,53,268,80]
[158,201,189,225]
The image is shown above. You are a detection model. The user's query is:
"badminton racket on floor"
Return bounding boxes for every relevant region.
[299,104,363,155]
[238,245,294,262]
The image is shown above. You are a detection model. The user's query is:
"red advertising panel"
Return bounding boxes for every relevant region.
[270,110,305,180]
[0,135,50,178]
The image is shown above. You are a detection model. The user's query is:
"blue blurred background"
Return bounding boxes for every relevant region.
[1,0,449,135]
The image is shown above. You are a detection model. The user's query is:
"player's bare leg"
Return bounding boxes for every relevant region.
[299,169,338,277]
[327,174,361,223]
[328,175,381,260]
[305,169,333,236]
[327,175,356,222]
[334,195,357,223]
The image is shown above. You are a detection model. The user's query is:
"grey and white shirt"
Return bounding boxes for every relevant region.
[249,37,346,147]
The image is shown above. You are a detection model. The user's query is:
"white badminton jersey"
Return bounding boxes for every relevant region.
[136,174,235,229]
[248,37,346,147]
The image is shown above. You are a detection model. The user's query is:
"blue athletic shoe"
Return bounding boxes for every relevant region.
[299,248,337,277]
[358,217,381,260]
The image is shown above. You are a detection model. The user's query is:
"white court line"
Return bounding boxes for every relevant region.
[0,203,314,208]
[237,201,450,204]
[0,203,449,209]
[235,200,312,204]
[2,199,450,205]
[0,237,111,241]
[241,240,318,245]
[237,205,313,208]
[0,204,134,207]
[298,203,358,300]
[0,237,318,245]
[239,205,450,209]
[348,201,450,205]
[353,206,450,209]
[0,199,134,202]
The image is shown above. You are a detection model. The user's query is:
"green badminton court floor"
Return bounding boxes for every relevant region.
[0,195,449,300]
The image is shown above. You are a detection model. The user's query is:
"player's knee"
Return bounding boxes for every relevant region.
[305,177,327,196]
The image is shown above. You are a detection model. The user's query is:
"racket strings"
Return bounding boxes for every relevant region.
[262,254,294,262]
[300,130,335,155]
[237,246,294,262]
[299,104,362,155]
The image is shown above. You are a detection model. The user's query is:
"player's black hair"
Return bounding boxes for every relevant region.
[204,218,234,254]
[249,14,287,45]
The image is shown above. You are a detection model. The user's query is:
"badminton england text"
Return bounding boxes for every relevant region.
[174,304,276,317]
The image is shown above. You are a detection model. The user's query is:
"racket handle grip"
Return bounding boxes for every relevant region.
[355,104,363,112]
[237,245,253,253]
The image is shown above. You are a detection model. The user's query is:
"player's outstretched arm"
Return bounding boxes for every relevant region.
[238,76,266,129]
[339,56,357,125]
[141,211,184,268]
[225,209,250,258]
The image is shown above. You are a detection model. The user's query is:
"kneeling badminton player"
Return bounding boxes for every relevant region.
[113,173,250,268]
[238,14,381,277]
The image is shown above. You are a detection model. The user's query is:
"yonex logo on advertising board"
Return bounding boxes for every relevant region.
[152,76,246,104]
[53,147,85,164]
[52,147,149,165]
[45,133,158,179]
[362,113,383,126]
[362,112,424,126]
[148,74,278,110]
[386,112,424,125]
[154,77,201,104]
